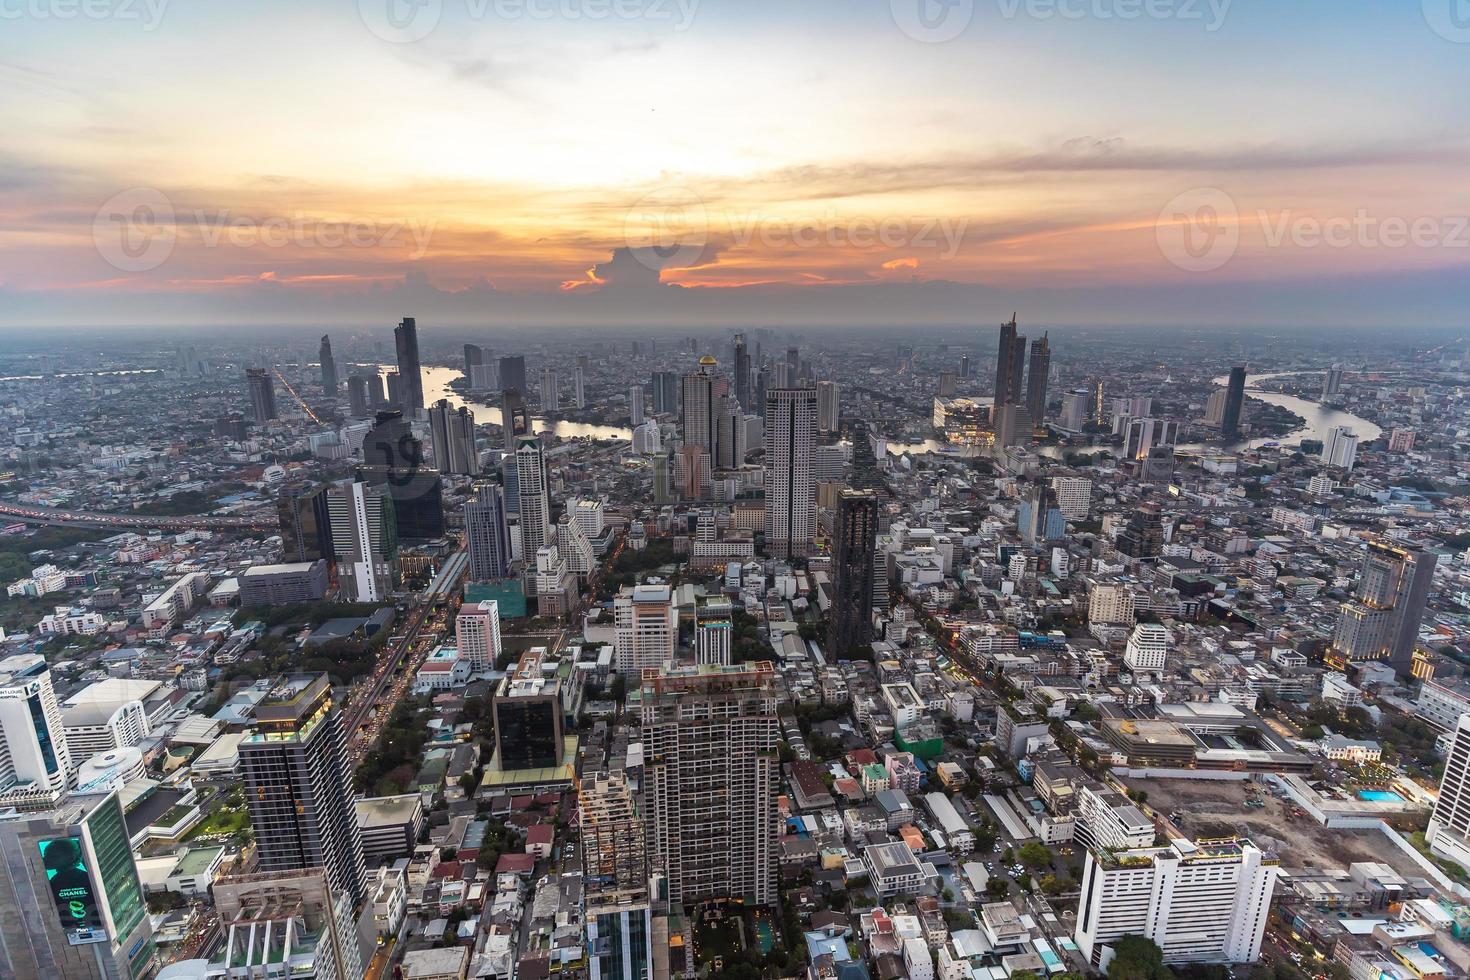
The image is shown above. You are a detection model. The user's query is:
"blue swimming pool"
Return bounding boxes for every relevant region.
[1358,790,1405,803]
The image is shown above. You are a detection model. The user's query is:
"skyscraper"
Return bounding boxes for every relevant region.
[1017,483,1066,544]
[993,313,1026,407]
[464,343,484,380]
[357,409,444,540]
[1321,425,1359,470]
[276,482,334,563]
[1327,540,1437,675]
[831,489,880,656]
[582,771,654,980]
[541,367,559,410]
[502,388,530,452]
[318,334,338,395]
[816,380,840,434]
[680,356,723,452]
[614,584,677,675]
[574,366,587,409]
[457,599,503,671]
[695,599,733,666]
[1221,365,1246,439]
[326,480,398,601]
[1025,333,1050,422]
[1427,714,1470,870]
[239,675,368,907]
[515,436,552,557]
[493,648,564,770]
[1124,417,1180,460]
[1115,502,1165,560]
[393,316,425,412]
[641,662,780,906]
[651,371,680,415]
[732,332,751,409]
[763,387,818,558]
[629,385,645,427]
[346,374,371,417]
[245,367,278,423]
[499,354,527,395]
[0,654,71,808]
[428,399,478,475]
[465,480,512,581]
[1322,362,1345,400]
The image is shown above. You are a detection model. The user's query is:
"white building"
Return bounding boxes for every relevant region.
[515,437,552,557]
[0,655,71,807]
[1123,623,1169,674]
[1427,714,1470,871]
[695,600,733,666]
[456,600,502,671]
[557,516,597,577]
[1074,784,1155,851]
[614,585,677,675]
[574,498,606,538]
[816,380,841,434]
[62,697,150,762]
[1074,837,1277,967]
[1089,584,1135,626]
[36,606,108,636]
[1321,425,1359,470]
[1051,477,1092,519]
[923,793,974,853]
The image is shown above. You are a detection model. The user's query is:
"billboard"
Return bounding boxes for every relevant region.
[38,836,107,945]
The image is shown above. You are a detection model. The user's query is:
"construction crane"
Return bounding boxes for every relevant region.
[273,368,326,425]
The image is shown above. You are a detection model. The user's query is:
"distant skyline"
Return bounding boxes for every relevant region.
[2,1,1469,327]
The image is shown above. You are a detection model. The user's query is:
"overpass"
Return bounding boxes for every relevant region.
[0,501,269,533]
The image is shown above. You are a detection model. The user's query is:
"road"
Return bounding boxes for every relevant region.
[346,603,433,763]
[0,500,268,532]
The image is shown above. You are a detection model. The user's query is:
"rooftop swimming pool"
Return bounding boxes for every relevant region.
[1357,790,1405,803]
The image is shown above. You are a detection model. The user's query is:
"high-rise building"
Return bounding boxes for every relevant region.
[582,771,654,980]
[993,313,1026,407]
[194,869,368,980]
[1321,425,1359,470]
[1427,714,1470,870]
[499,355,527,394]
[1203,388,1228,426]
[428,399,478,475]
[327,480,399,601]
[959,353,971,379]
[994,402,1034,447]
[502,388,531,452]
[816,380,840,434]
[245,367,278,423]
[1074,836,1276,966]
[629,385,645,427]
[937,370,957,398]
[1322,362,1345,400]
[239,675,368,907]
[0,790,154,979]
[1123,622,1170,673]
[318,334,338,395]
[763,387,818,558]
[733,333,751,409]
[465,481,512,581]
[1124,418,1179,460]
[277,483,335,563]
[1327,540,1437,675]
[651,371,680,415]
[541,367,559,410]
[557,514,597,578]
[641,663,779,906]
[1060,390,1090,431]
[494,649,564,770]
[1220,365,1246,439]
[1050,477,1092,519]
[357,410,444,540]
[573,366,587,409]
[347,374,371,417]
[1025,333,1050,422]
[0,654,72,808]
[712,395,745,470]
[1115,503,1165,560]
[457,600,502,671]
[515,436,552,557]
[831,489,880,656]
[614,585,677,675]
[393,316,424,412]
[464,343,484,380]
[1017,483,1066,545]
[695,599,733,666]
[680,357,725,453]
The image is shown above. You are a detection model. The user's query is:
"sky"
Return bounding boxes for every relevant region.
[2,0,1469,329]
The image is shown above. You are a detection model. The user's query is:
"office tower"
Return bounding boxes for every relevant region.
[1017,483,1065,545]
[632,421,662,456]
[574,498,606,538]
[214,414,249,441]
[367,370,388,408]
[733,333,751,409]
[557,514,596,577]
[1050,477,1092,519]
[652,453,672,505]
[502,388,530,452]
[1203,388,1228,426]
[541,367,559,410]
[1074,836,1276,967]
[245,367,278,423]
[1124,418,1179,460]
[534,543,577,618]
[1322,362,1345,399]
[1327,540,1438,675]
[1116,503,1165,560]
[1388,428,1416,453]
[515,436,552,557]
[816,380,840,434]
[614,584,676,674]
[677,443,711,499]
[573,366,587,409]
[695,599,733,666]
[1092,380,1106,425]
[0,790,154,979]
[712,395,744,470]
[457,599,502,671]
[1221,365,1246,439]
[276,483,335,563]
[1059,390,1090,431]
[641,662,780,906]
[785,346,799,377]
[464,343,484,380]
[831,489,880,656]
[763,387,818,558]
[680,357,724,452]
[499,355,527,395]
[494,649,564,770]
[318,334,338,394]
[994,402,1033,447]
[428,399,478,475]
[629,385,645,427]
[582,772,655,980]
[754,366,769,417]
[205,869,367,980]
[1321,425,1359,470]
[651,371,680,415]
[357,410,444,540]
[0,654,72,808]
[1025,333,1050,422]
[500,452,520,517]
[959,353,971,379]
[1427,714,1470,870]
[392,316,425,412]
[465,481,512,581]
[327,480,399,601]
[385,370,402,406]
[1123,622,1169,673]
[239,675,368,907]
[993,313,1026,407]
[937,370,957,398]
[346,374,371,417]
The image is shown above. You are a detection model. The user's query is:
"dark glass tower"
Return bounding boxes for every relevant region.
[245,367,278,423]
[1025,333,1050,422]
[465,480,512,581]
[319,334,338,394]
[498,355,527,395]
[831,489,880,656]
[277,483,335,562]
[357,410,444,540]
[993,313,1026,407]
[393,316,425,411]
[1221,365,1247,439]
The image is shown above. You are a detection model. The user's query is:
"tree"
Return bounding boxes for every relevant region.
[1107,935,1172,980]
[985,877,1010,900]
[1019,841,1052,871]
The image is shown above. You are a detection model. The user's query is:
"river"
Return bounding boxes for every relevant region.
[401,365,634,441]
